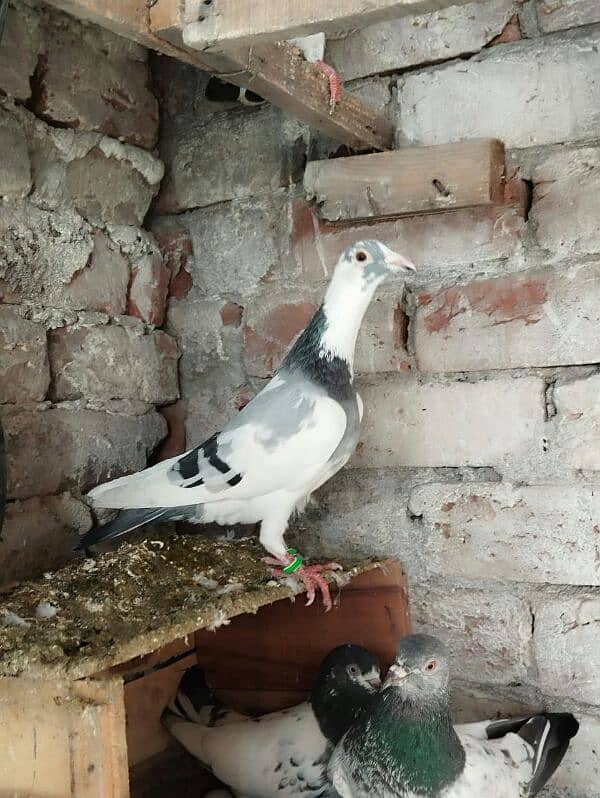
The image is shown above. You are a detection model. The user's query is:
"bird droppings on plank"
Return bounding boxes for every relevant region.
[0,535,378,680]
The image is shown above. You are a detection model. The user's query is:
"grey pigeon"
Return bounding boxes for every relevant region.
[77,240,415,607]
[329,634,578,798]
[161,644,381,798]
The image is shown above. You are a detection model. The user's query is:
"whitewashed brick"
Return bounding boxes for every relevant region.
[157,106,307,213]
[1,494,91,585]
[328,0,516,80]
[0,3,42,101]
[0,307,49,403]
[354,376,545,470]
[0,111,31,199]
[410,482,600,585]
[412,583,533,684]
[532,148,600,260]
[414,262,600,372]
[536,0,600,33]
[534,596,600,704]
[49,325,180,404]
[2,407,166,500]
[544,715,600,796]
[355,292,411,375]
[292,198,524,285]
[183,192,289,297]
[550,375,600,472]
[396,29,600,148]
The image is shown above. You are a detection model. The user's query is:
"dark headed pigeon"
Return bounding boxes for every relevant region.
[162,644,381,798]
[329,634,578,798]
[77,241,415,608]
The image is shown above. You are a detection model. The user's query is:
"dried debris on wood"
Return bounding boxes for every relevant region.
[0,534,376,680]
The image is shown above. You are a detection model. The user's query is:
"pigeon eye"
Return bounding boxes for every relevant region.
[347,664,360,678]
[355,251,367,262]
[423,658,438,673]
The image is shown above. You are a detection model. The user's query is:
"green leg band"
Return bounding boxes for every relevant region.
[282,547,304,574]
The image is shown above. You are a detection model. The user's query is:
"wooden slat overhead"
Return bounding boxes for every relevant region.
[182,0,474,52]
[43,0,395,150]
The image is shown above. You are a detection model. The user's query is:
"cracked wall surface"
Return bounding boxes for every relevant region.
[151,2,600,795]
[0,1,178,581]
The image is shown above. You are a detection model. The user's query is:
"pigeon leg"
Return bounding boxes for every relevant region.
[314,60,343,112]
[265,551,343,611]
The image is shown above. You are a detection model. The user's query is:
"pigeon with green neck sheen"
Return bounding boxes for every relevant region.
[161,644,381,798]
[77,241,415,609]
[329,634,579,798]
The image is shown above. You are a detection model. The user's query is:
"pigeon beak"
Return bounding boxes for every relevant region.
[363,667,382,688]
[384,663,412,688]
[388,252,417,274]
[378,243,416,273]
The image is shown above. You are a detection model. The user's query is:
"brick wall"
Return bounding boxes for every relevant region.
[151,1,600,794]
[0,1,178,582]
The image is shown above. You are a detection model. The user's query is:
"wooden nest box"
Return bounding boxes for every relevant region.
[0,536,409,797]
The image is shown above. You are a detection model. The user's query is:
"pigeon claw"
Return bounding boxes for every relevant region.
[314,60,342,112]
[265,556,343,611]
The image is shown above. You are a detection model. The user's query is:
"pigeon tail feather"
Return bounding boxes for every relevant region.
[517,713,579,796]
[74,507,169,550]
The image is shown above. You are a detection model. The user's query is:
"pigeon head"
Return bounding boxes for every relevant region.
[319,643,382,691]
[311,644,381,744]
[336,239,416,290]
[383,634,450,703]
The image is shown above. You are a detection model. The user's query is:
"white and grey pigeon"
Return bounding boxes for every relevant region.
[329,634,579,798]
[77,240,415,608]
[162,644,381,798]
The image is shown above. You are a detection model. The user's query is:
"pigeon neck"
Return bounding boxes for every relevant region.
[363,691,465,793]
[280,306,354,400]
[318,272,379,371]
[311,675,377,746]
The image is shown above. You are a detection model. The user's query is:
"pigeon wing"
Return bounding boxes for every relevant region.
[88,372,348,510]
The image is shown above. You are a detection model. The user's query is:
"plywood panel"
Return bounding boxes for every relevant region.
[196,561,409,712]
[0,676,129,798]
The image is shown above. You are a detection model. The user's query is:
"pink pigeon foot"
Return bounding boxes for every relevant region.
[264,554,342,611]
[314,60,343,112]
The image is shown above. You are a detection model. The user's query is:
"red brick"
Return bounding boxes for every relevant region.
[414,262,600,372]
[291,199,523,282]
[67,231,130,315]
[128,250,170,326]
[244,301,317,378]
[220,302,244,327]
[155,400,188,461]
[35,14,158,149]
[153,224,195,301]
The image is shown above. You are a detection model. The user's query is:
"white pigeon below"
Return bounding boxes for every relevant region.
[77,240,416,609]
[162,645,381,798]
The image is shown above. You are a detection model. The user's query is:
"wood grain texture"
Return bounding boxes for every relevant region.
[181,0,473,50]
[305,139,507,221]
[0,676,129,797]
[195,561,409,713]
[44,0,394,150]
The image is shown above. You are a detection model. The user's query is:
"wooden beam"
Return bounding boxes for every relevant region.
[181,0,473,52]
[304,139,506,221]
[43,0,394,150]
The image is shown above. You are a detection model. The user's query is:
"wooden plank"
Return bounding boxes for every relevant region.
[304,139,507,222]
[118,640,197,766]
[43,0,394,150]
[0,676,129,797]
[195,561,409,713]
[180,0,473,51]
